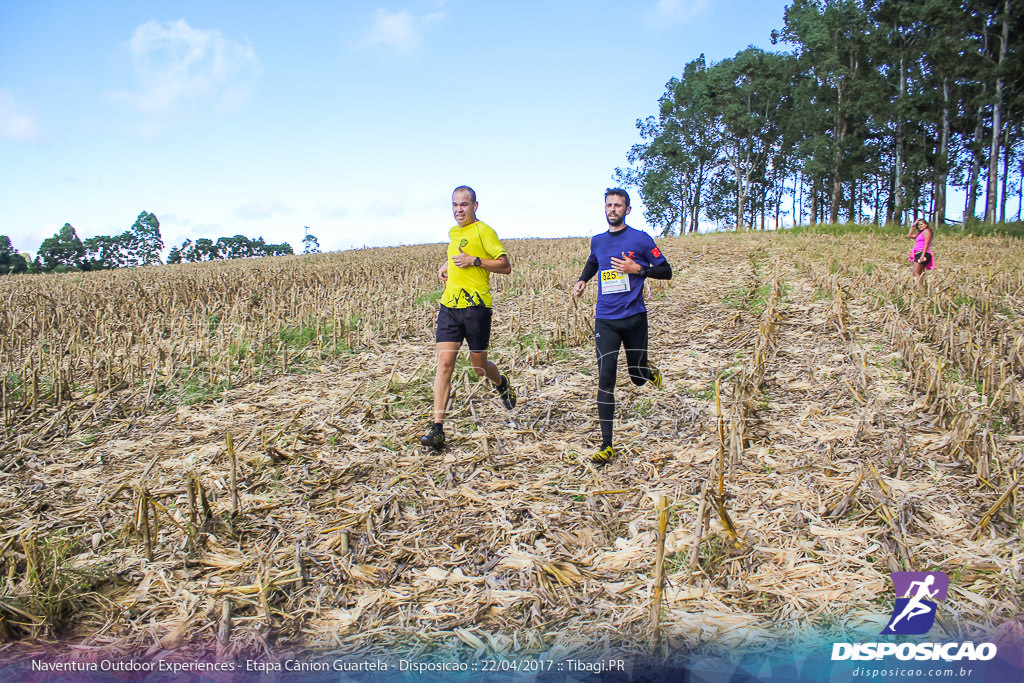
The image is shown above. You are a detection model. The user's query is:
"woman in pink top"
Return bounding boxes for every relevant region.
[908,218,934,281]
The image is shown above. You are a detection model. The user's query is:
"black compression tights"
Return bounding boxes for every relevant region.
[595,312,653,447]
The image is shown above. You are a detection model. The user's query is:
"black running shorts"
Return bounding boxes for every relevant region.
[436,305,492,352]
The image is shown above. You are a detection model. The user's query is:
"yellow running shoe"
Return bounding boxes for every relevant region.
[592,445,615,464]
[648,362,663,389]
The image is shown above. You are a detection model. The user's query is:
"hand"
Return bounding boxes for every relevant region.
[572,280,587,298]
[438,262,448,282]
[610,252,639,274]
[453,245,476,269]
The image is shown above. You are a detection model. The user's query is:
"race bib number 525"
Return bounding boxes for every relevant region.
[600,269,630,294]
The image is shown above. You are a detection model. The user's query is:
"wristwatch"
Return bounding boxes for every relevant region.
[473,256,481,267]
[638,265,650,277]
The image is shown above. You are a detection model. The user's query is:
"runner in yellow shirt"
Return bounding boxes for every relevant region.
[421,186,517,450]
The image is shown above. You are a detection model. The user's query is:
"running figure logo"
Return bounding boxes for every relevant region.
[881,571,949,635]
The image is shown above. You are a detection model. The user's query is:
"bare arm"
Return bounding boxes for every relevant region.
[483,254,512,274]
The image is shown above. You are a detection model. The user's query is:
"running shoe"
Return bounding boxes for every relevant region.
[496,373,517,410]
[647,362,663,390]
[592,445,615,464]
[420,426,446,450]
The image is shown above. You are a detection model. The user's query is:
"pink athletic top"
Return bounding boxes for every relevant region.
[910,230,934,270]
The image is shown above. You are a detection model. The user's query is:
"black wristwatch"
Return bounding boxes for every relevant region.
[473,256,481,267]
[638,265,650,277]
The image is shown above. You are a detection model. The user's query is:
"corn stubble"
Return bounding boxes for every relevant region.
[0,232,1020,661]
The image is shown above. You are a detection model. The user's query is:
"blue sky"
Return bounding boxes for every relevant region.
[0,0,792,257]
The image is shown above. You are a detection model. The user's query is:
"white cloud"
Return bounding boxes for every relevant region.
[114,19,259,115]
[235,200,290,220]
[317,203,350,220]
[654,0,710,23]
[358,8,442,54]
[0,90,40,142]
[368,192,407,218]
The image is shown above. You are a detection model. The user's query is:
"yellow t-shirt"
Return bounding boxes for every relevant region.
[441,221,506,308]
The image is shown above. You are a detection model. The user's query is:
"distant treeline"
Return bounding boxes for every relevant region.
[166,236,293,263]
[0,212,295,275]
[618,0,1024,234]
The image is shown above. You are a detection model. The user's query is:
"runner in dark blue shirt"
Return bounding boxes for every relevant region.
[572,189,672,464]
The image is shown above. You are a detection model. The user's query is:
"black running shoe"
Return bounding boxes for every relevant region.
[420,427,446,450]
[496,373,517,410]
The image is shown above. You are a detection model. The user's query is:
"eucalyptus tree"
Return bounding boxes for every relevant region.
[83,233,130,269]
[783,0,879,224]
[0,236,29,275]
[126,211,163,266]
[302,229,320,254]
[168,234,294,262]
[615,54,720,235]
[35,223,86,272]
[703,48,798,229]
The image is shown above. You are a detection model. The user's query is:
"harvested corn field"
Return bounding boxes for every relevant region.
[0,229,1022,664]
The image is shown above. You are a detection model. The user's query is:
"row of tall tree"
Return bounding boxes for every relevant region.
[25,211,164,273]
[167,235,293,263]
[1,212,304,274]
[617,0,1023,233]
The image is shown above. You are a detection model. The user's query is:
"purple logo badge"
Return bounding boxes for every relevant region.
[881,572,949,635]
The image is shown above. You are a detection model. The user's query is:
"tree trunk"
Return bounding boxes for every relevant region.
[796,171,802,226]
[985,0,1009,224]
[965,106,985,221]
[886,171,896,225]
[679,179,687,237]
[691,162,705,234]
[830,81,847,225]
[810,176,819,226]
[848,178,857,223]
[873,175,881,224]
[894,49,907,226]
[775,178,783,230]
[1000,125,1010,223]
[1018,172,1023,222]
[935,77,950,225]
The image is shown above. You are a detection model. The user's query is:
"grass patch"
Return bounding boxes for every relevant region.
[3,372,24,403]
[279,322,320,349]
[414,289,444,306]
[723,287,752,309]
[750,284,772,315]
[782,220,1024,239]
[625,396,654,418]
[952,294,978,309]
[718,363,743,384]
[179,377,232,405]
[680,383,717,400]
[0,531,114,638]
